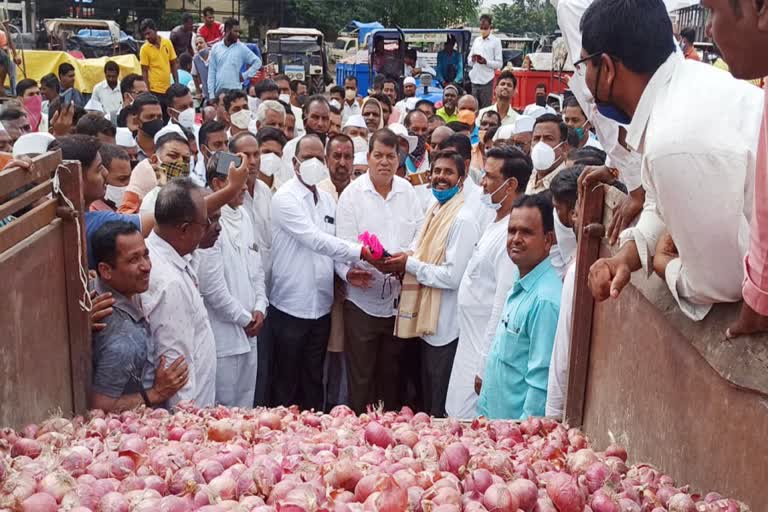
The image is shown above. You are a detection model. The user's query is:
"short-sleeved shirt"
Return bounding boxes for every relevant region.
[140,37,177,94]
[85,211,141,269]
[170,25,193,57]
[198,22,224,45]
[91,278,152,399]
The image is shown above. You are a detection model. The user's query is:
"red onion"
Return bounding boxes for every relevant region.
[39,471,77,503]
[258,412,282,431]
[481,483,518,512]
[668,493,696,512]
[364,422,394,449]
[546,473,585,512]
[20,492,58,512]
[438,443,470,476]
[590,490,620,512]
[61,446,94,477]
[99,491,129,512]
[566,449,598,475]
[507,478,537,512]
[11,438,42,459]
[618,497,641,512]
[462,468,494,495]
[585,461,611,493]
[604,444,628,463]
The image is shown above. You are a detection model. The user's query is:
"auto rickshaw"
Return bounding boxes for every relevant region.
[265,28,332,95]
[43,19,139,58]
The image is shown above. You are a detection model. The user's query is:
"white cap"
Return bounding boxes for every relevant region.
[523,104,555,118]
[388,123,417,153]
[154,123,187,145]
[84,98,104,112]
[493,124,516,142]
[115,127,137,148]
[403,77,417,86]
[343,114,367,130]
[513,115,536,135]
[354,152,368,166]
[13,132,56,158]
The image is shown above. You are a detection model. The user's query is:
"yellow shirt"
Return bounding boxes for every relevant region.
[140,37,177,94]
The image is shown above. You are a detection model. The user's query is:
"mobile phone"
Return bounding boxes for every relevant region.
[215,151,243,176]
[60,88,74,106]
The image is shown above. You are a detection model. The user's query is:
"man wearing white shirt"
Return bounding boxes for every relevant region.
[477,70,520,128]
[341,76,363,125]
[446,146,531,419]
[395,77,418,113]
[279,96,332,187]
[382,150,483,417]
[193,120,228,187]
[266,134,378,410]
[197,151,268,407]
[92,61,123,120]
[141,179,219,407]
[468,14,503,109]
[526,114,569,194]
[336,129,425,413]
[581,0,763,321]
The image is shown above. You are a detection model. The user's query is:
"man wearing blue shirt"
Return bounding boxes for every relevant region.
[436,36,464,88]
[478,193,562,419]
[207,18,262,99]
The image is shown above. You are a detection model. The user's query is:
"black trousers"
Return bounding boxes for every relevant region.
[267,305,331,411]
[343,301,403,414]
[253,318,274,407]
[398,338,423,412]
[420,338,459,417]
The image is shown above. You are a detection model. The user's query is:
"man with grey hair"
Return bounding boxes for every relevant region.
[141,178,218,407]
[255,99,286,132]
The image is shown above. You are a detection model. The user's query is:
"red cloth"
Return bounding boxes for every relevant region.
[198,22,224,45]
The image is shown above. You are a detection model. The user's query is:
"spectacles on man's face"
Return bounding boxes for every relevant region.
[573,51,602,75]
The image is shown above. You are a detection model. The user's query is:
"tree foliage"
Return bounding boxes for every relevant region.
[490,0,558,36]
[242,0,480,39]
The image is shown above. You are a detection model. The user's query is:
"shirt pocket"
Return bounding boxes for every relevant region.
[497,308,525,366]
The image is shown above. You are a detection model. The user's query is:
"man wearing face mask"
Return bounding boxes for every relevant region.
[166,84,196,131]
[580,0,762,321]
[194,120,228,186]
[469,14,503,109]
[446,146,531,419]
[120,130,191,214]
[266,134,378,410]
[341,75,362,124]
[131,93,165,162]
[562,96,602,150]
[16,79,43,133]
[403,110,430,175]
[526,114,569,194]
[279,96,331,184]
[222,90,251,138]
[90,144,133,212]
[116,127,140,169]
[255,127,288,192]
[382,150,482,417]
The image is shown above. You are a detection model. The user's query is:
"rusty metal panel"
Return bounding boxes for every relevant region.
[583,273,767,511]
[0,222,74,428]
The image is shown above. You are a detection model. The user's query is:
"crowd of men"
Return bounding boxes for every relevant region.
[1,0,766,420]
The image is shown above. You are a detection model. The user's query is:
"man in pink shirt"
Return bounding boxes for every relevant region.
[705,0,768,337]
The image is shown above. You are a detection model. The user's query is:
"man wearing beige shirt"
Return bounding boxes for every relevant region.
[526,113,569,194]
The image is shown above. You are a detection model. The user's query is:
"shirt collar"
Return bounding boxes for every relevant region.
[515,257,554,293]
[361,172,407,197]
[95,277,145,322]
[147,231,192,272]
[626,52,681,152]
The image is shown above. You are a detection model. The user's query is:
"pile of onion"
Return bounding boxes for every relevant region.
[0,405,750,512]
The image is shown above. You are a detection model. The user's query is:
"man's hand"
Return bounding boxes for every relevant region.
[245,310,265,338]
[652,231,678,279]
[1,156,32,173]
[90,290,115,332]
[149,355,189,404]
[577,165,615,198]
[607,187,644,245]
[50,101,75,137]
[347,268,374,289]
[588,257,632,301]
[474,375,482,395]
[225,152,249,192]
[379,252,408,274]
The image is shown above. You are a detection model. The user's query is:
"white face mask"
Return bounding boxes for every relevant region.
[295,157,329,186]
[259,152,282,177]
[531,141,563,171]
[247,96,261,113]
[279,93,291,105]
[329,99,341,110]
[352,136,368,154]
[480,178,510,211]
[231,109,252,130]
[175,107,196,129]
[345,88,356,101]
[105,184,126,205]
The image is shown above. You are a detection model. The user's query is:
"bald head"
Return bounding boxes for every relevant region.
[431,125,454,148]
[458,94,478,113]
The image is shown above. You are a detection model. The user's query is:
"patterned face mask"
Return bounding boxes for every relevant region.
[156,160,190,185]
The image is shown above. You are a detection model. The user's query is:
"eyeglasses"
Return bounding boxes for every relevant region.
[573,51,602,74]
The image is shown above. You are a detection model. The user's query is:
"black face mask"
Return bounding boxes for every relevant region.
[535,94,547,107]
[410,133,427,161]
[296,95,307,108]
[130,159,140,169]
[141,118,164,137]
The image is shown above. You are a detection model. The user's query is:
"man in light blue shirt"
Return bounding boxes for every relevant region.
[207,17,261,99]
[478,193,562,419]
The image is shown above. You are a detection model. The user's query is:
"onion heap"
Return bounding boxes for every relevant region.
[0,403,750,512]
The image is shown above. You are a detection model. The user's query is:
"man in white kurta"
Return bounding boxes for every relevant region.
[446,147,532,418]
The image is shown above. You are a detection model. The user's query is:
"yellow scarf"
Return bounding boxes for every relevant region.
[395,189,465,339]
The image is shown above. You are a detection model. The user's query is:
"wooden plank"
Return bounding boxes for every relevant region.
[0,150,62,199]
[564,183,605,427]
[0,179,52,220]
[0,199,57,254]
[57,160,92,415]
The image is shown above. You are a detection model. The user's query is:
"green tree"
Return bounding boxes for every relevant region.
[491,0,558,36]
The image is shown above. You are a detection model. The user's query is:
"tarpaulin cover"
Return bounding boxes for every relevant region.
[5,51,141,93]
[344,21,385,45]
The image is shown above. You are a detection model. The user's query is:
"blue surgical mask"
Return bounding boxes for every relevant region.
[575,127,585,140]
[432,183,460,204]
[595,103,632,125]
